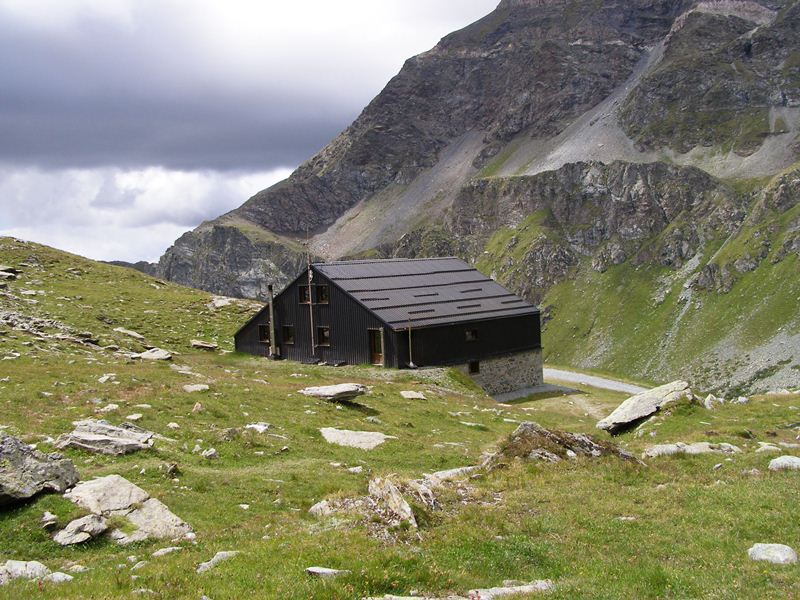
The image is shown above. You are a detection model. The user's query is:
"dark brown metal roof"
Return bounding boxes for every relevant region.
[314,257,539,330]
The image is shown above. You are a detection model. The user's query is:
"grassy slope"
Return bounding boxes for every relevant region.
[1,238,799,599]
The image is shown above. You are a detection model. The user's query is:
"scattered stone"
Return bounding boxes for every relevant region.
[135,348,172,361]
[0,560,51,584]
[239,503,250,510]
[347,465,364,474]
[424,466,481,487]
[489,422,643,468]
[742,468,761,476]
[64,475,192,544]
[131,561,148,571]
[55,419,154,455]
[306,566,350,578]
[192,402,204,413]
[368,477,417,528]
[597,380,693,434]
[298,383,367,401]
[68,565,88,573]
[126,414,143,422]
[97,373,116,384]
[244,422,271,434]
[207,296,233,309]
[190,340,218,351]
[196,551,239,574]
[167,422,180,430]
[151,547,182,558]
[400,391,426,400]
[756,442,781,453]
[114,327,145,340]
[643,442,742,458]
[319,428,396,450]
[469,580,554,598]
[702,394,725,410]
[0,433,79,506]
[748,543,797,565]
[96,403,120,414]
[309,500,335,518]
[54,514,108,545]
[184,384,209,393]
[41,511,58,529]
[768,455,800,471]
[201,448,219,460]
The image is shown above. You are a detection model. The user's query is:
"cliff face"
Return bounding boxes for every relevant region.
[150,0,800,392]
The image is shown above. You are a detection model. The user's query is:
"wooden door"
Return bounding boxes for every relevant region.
[368,329,384,366]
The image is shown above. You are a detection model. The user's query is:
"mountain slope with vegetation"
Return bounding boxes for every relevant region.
[2,238,800,599]
[143,0,800,393]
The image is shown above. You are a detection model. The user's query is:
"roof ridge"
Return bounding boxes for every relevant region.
[313,256,459,266]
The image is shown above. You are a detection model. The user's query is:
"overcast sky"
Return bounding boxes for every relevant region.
[0,0,498,262]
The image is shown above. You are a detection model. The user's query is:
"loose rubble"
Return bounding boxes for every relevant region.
[0,433,79,506]
[597,380,693,434]
[55,419,155,455]
[368,477,417,528]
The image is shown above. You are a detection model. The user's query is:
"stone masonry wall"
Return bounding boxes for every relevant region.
[456,349,543,396]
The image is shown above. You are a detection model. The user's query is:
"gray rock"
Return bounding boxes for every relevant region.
[400,391,426,400]
[135,348,172,361]
[41,511,58,529]
[424,465,481,487]
[190,339,218,350]
[643,442,742,458]
[64,475,192,545]
[702,394,725,410]
[201,448,219,460]
[308,500,335,518]
[113,327,145,340]
[298,383,367,401]
[68,565,89,573]
[42,572,74,583]
[368,477,417,528]
[55,419,154,455]
[597,381,693,433]
[151,547,182,558]
[768,455,800,471]
[54,514,108,545]
[305,566,351,578]
[469,580,554,598]
[319,428,396,450]
[0,559,51,584]
[748,543,798,565]
[244,422,271,434]
[0,433,79,506]
[183,384,209,393]
[196,551,239,574]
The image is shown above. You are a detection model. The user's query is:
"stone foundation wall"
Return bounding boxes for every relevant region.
[456,349,543,396]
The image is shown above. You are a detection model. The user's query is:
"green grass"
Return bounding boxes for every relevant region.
[1,237,800,599]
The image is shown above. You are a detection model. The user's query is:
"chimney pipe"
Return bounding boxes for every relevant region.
[267,284,277,359]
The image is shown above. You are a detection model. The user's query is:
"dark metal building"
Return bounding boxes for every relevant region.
[234,258,542,383]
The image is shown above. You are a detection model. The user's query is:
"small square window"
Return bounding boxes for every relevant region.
[258,324,271,343]
[282,325,295,345]
[299,286,311,304]
[317,326,331,346]
[316,285,330,304]
[465,329,478,342]
[468,360,480,375]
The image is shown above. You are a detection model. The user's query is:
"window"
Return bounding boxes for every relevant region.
[316,285,330,304]
[298,286,311,304]
[468,360,480,375]
[258,324,270,343]
[317,326,331,346]
[282,325,295,345]
[465,329,478,342]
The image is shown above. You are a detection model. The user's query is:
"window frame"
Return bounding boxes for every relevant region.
[258,324,270,343]
[465,328,479,342]
[316,285,330,305]
[282,325,296,345]
[316,326,331,347]
[298,285,311,304]
[468,360,480,375]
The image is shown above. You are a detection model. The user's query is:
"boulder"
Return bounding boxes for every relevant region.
[469,580,555,598]
[244,422,271,434]
[489,422,643,468]
[136,348,172,361]
[42,572,73,583]
[702,394,725,410]
[0,560,50,584]
[424,466,481,487]
[748,543,797,565]
[400,391,426,400]
[53,514,108,545]
[41,511,58,529]
[298,383,367,401]
[643,442,742,458]
[768,455,800,471]
[319,428,396,450]
[308,500,335,518]
[190,340,218,351]
[196,551,239,574]
[64,475,192,545]
[368,477,417,528]
[0,433,79,506]
[151,547,182,558]
[55,419,154,455]
[597,380,693,434]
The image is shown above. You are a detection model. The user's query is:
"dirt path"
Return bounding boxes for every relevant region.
[543,368,648,395]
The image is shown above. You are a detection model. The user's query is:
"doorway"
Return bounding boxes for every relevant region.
[368,329,384,366]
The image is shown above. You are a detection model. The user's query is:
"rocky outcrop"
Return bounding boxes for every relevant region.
[0,433,79,506]
[55,420,155,455]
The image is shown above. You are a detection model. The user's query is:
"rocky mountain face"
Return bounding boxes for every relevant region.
[147,0,800,393]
